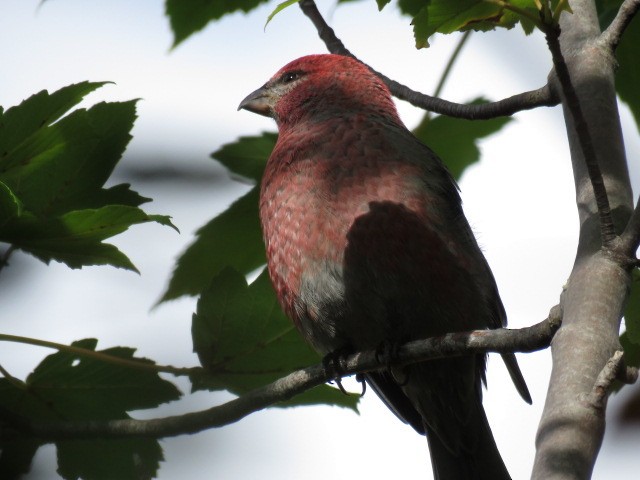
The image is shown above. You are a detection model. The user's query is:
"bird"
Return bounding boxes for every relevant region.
[239,54,530,480]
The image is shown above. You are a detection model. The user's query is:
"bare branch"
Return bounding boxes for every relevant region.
[1,316,559,441]
[543,22,617,246]
[601,0,640,51]
[298,0,559,120]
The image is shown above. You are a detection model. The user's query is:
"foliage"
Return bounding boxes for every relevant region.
[0,340,181,479]
[0,83,175,271]
[3,0,640,479]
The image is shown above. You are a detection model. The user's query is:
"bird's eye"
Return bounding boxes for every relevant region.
[281,71,300,84]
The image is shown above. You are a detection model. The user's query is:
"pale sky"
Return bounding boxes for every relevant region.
[0,1,638,479]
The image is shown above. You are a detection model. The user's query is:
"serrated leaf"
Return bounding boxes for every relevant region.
[191,267,358,411]
[0,81,107,155]
[266,0,300,28]
[0,100,139,216]
[0,339,180,480]
[413,97,512,179]
[405,0,524,48]
[211,131,277,182]
[159,187,265,302]
[0,206,175,271]
[166,0,269,48]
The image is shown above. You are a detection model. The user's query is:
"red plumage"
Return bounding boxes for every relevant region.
[239,54,530,480]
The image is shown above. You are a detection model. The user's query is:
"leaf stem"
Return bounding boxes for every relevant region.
[433,31,472,101]
[0,333,198,377]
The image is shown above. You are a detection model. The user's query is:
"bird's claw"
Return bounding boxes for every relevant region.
[375,340,410,386]
[322,348,351,394]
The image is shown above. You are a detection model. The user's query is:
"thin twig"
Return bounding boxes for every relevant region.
[298,0,559,119]
[0,333,198,377]
[543,20,617,246]
[0,316,559,441]
[601,0,640,51]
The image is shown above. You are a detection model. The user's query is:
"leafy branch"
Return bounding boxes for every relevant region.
[298,0,560,119]
[1,313,560,441]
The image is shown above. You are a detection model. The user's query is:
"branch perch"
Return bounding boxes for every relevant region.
[298,0,559,119]
[0,315,560,441]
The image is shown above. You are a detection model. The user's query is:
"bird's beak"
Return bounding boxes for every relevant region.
[238,84,273,117]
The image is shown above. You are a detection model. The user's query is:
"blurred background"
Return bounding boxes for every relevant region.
[0,0,638,478]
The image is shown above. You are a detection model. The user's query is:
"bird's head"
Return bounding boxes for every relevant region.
[238,54,399,128]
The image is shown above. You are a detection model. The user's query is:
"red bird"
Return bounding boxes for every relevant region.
[239,54,530,480]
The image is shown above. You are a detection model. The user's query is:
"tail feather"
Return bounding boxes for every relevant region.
[425,402,511,480]
[501,353,532,404]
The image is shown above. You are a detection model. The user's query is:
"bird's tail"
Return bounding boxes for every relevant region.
[425,399,511,480]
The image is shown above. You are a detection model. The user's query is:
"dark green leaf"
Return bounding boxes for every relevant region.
[0,81,107,155]
[159,187,265,301]
[191,267,358,411]
[211,131,277,182]
[0,340,180,480]
[166,0,269,48]
[398,0,427,17]
[1,206,176,271]
[57,439,162,480]
[413,97,512,179]
[0,181,22,227]
[376,0,392,10]
[0,100,139,216]
[0,439,40,480]
[266,0,300,28]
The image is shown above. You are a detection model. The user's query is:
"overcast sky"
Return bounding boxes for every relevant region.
[1,1,639,479]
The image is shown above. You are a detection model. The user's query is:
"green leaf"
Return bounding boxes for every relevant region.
[211,131,277,182]
[376,0,392,10]
[57,439,162,480]
[615,12,640,133]
[166,0,269,48]
[399,0,542,47]
[159,186,265,301]
[398,0,427,17]
[0,81,107,155]
[0,181,22,227]
[0,100,140,216]
[266,0,300,28]
[413,97,512,179]
[0,206,176,271]
[191,267,359,411]
[0,339,181,480]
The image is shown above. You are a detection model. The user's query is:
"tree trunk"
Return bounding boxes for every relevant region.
[532,1,634,478]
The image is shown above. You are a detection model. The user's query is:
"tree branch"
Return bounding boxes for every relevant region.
[0,315,560,441]
[298,0,559,119]
[585,350,627,412]
[601,0,640,51]
[543,19,617,246]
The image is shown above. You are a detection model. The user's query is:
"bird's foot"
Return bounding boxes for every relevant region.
[322,347,351,395]
[375,340,411,386]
